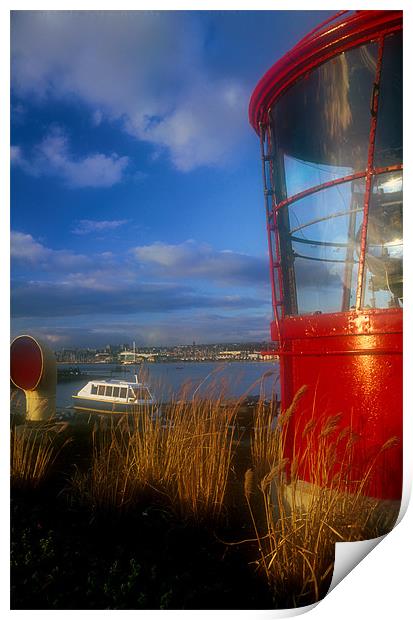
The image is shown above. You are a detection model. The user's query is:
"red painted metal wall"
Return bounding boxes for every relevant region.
[250,10,403,501]
[276,310,402,500]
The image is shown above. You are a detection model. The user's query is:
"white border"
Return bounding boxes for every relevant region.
[2,2,412,618]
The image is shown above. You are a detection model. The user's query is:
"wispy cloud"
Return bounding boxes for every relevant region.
[12,231,269,288]
[11,126,129,188]
[11,312,272,348]
[72,219,130,235]
[12,232,339,310]
[11,230,92,270]
[132,240,268,285]
[11,279,265,318]
[11,12,249,171]
[11,145,24,165]
[11,231,272,325]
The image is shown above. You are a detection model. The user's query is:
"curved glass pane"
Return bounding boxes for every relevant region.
[271,42,377,200]
[280,179,365,315]
[363,172,403,308]
[374,32,402,168]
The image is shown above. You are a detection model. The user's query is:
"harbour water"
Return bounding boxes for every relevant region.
[55,361,280,410]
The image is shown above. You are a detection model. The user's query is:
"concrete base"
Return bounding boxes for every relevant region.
[271,479,400,537]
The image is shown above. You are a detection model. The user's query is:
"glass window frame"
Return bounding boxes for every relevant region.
[262,33,402,319]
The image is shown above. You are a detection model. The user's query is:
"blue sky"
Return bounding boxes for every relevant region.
[10,9,334,348]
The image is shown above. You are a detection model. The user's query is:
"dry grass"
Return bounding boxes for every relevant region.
[12,369,400,606]
[161,389,238,520]
[11,423,70,489]
[247,386,400,606]
[70,418,136,513]
[71,378,239,522]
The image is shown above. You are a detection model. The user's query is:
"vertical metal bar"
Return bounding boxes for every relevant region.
[259,121,280,340]
[341,190,357,311]
[355,37,385,309]
[267,119,298,316]
[266,119,285,323]
[265,116,289,410]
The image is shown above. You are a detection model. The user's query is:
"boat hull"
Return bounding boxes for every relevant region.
[72,396,147,415]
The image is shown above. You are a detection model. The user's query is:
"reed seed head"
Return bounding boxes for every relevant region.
[244,468,255,500]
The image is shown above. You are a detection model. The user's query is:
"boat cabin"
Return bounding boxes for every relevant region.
[89,381,152,402]
[72,375,156,415]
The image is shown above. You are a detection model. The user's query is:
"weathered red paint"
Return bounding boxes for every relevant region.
[355,37,385,310]
[249,10,402,133]
[10,335,44,391]
[273,310,402,499]
[250,10,403,501]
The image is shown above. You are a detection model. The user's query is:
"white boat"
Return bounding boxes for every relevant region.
[72,375,156,415]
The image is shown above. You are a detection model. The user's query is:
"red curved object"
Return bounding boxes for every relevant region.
[249,10,402,133]
[276,309,402,500]
[250,10,403,502]
[10,335,44,391]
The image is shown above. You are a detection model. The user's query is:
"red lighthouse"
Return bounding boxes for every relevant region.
[250,11,402,503]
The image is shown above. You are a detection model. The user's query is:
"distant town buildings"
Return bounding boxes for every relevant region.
[54,342,279,364]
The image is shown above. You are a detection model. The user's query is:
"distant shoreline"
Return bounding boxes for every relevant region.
[57,359,279,365]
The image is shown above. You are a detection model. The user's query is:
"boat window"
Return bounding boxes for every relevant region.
[91,384,98,395]
[97,385,105,396]
[113,386,120,398]
[120,387,127,399]
[105,386,113,397]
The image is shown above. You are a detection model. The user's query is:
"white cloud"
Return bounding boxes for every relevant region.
[11,11,249,171]
[132,240,267,284]
[64,153,128,188]
[133,240,200,268]
[131,80,248,171]
[11,231,50,262]
[11,230,92,269]
[11,232,272,326]
[11,277,265,319]
[92,109,103,126]
[11,127,129,187]
[72,219,129,235]
[11,231,270,300]
[10,145,23,164]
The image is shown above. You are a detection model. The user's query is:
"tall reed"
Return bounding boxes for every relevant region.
[11,423,69,489]
[161,386,238,520]
[70,417,137,513]
[247,386,400,607]
[71,376,239,522]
